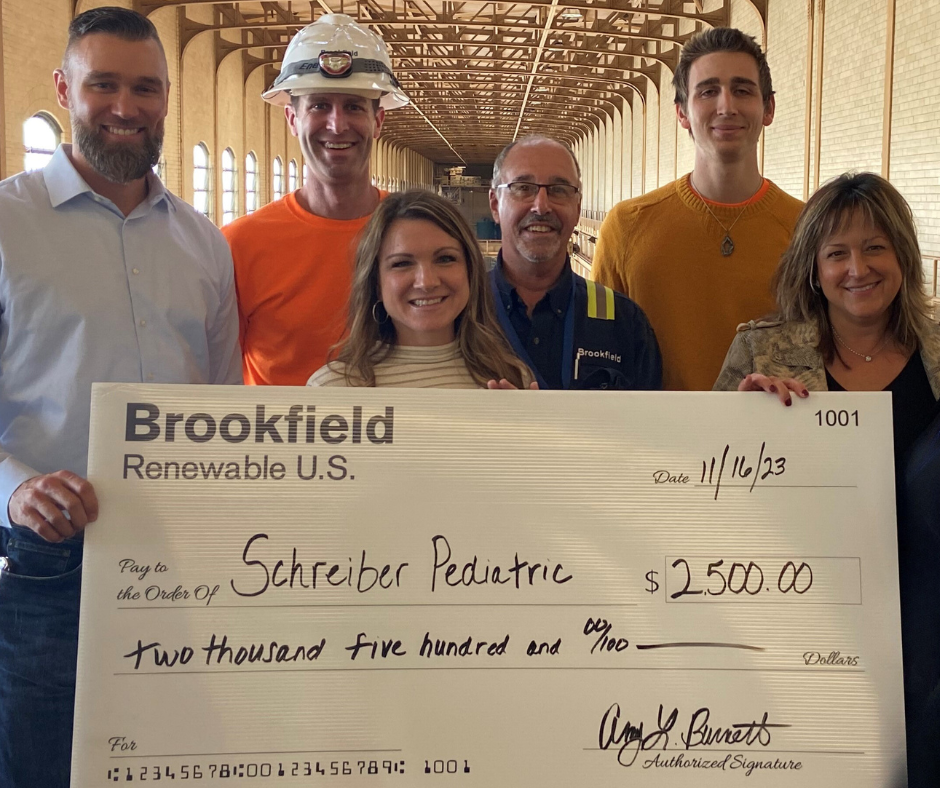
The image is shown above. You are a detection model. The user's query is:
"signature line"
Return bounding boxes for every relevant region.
[585,747,864,755]
[635,642,765,652]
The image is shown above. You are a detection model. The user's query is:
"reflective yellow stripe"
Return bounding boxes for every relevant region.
[587,279,598,318]
[586,280,615,320]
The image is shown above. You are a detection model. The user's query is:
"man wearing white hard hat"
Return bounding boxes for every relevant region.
[223,14,408,385]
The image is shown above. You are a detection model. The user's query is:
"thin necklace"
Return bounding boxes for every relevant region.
[690,175,753,257]
[833,329,890,363]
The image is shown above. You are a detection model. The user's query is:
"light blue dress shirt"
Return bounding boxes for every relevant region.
[0,145,242,526]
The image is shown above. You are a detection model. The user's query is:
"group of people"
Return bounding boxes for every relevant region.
[0,5,936,787]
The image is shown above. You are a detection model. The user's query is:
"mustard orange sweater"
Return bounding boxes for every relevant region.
[591,175,803,391]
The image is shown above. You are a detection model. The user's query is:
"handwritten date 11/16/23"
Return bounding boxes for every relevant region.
[700,442,786,500]
[693,411,860,499]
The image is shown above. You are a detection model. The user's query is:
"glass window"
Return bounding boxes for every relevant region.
[193,143,210,217]
[153,157,166,182]
[272,156,283,201]
[245,152,258,214]
[221,148,237,225]
[288,159,298,193]
[23,113,60,172]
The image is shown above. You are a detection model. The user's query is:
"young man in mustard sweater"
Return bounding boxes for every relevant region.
[591,28,803,391]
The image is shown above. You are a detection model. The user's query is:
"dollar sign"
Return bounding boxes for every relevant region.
[645,570,660,594]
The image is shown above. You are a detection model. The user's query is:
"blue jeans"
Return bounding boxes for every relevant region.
[0,527,83,788]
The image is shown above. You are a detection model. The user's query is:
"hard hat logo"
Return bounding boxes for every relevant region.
[261,13,409,109]
[319,51,353,77]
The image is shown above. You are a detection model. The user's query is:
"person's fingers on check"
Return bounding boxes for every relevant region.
[9,472,97,542]
[487,379,519,389]
[785,378,811,400]
[486,379,540,390]
[737,374,795,406]
[56,470,99,524]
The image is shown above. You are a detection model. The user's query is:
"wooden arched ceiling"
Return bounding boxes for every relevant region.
[137,0,756,165]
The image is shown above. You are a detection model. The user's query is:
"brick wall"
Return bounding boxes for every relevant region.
[818,0,886,182]
[2,0,70,177]
[892,0,940,263]
[151,6,181,196]
[764,0,808,199]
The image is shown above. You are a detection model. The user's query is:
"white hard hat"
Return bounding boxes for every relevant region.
[263,14,409,110]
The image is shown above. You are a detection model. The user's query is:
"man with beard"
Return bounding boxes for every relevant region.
[0,8,240,787]
[223,14,409,385]
[488,136,661,390]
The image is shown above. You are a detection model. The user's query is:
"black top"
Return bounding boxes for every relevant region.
[826,353,938,470]
[492,257,573,390]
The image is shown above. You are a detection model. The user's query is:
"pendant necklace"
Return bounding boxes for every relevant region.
[691,175,752,257]
[833,329,890,363]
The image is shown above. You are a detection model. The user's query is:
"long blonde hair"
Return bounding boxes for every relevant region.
[773,172,932,364]
[329,189,531,387]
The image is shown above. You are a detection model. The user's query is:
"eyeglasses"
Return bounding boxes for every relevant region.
[495,181,581,203]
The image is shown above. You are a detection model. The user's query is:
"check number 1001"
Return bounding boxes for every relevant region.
[815,409,859,427]
[424,760,470,775]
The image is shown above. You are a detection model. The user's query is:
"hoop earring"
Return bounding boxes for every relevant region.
[809,268,820,294]
[372,301,389,324]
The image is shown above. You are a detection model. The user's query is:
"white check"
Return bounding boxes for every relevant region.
[73,385,906,786]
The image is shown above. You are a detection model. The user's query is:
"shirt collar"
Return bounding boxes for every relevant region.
[43,143,173,213]
[494,250,574,315]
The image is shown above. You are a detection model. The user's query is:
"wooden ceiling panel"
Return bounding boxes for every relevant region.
[138,0,730,164]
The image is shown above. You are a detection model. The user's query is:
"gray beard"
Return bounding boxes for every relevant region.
[72,120,163,184]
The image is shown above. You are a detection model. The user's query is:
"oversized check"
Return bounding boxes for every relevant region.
[73,385,906,787]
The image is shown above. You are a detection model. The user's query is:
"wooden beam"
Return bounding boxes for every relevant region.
[882,0,896,178]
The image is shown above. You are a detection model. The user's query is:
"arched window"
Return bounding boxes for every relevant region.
[23,113,61,172]
[245,152,258,214]
[272,156,283,201]
[288,159,298,193]
[302,162,307,187]
[193,143,210,217]
[221,148,237,225]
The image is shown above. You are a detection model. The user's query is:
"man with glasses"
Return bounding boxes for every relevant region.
[488,136,661,390]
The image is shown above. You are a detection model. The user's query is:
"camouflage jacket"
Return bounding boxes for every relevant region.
[713,318,940,398]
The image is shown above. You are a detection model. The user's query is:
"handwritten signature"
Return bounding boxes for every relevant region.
[598,703,790,767]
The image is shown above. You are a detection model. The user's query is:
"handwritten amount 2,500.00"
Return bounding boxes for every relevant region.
[668,559,813,600]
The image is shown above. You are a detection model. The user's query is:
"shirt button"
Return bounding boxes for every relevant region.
[132,268,140,275]
[533,337,540,346]
[139,319,146,327]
